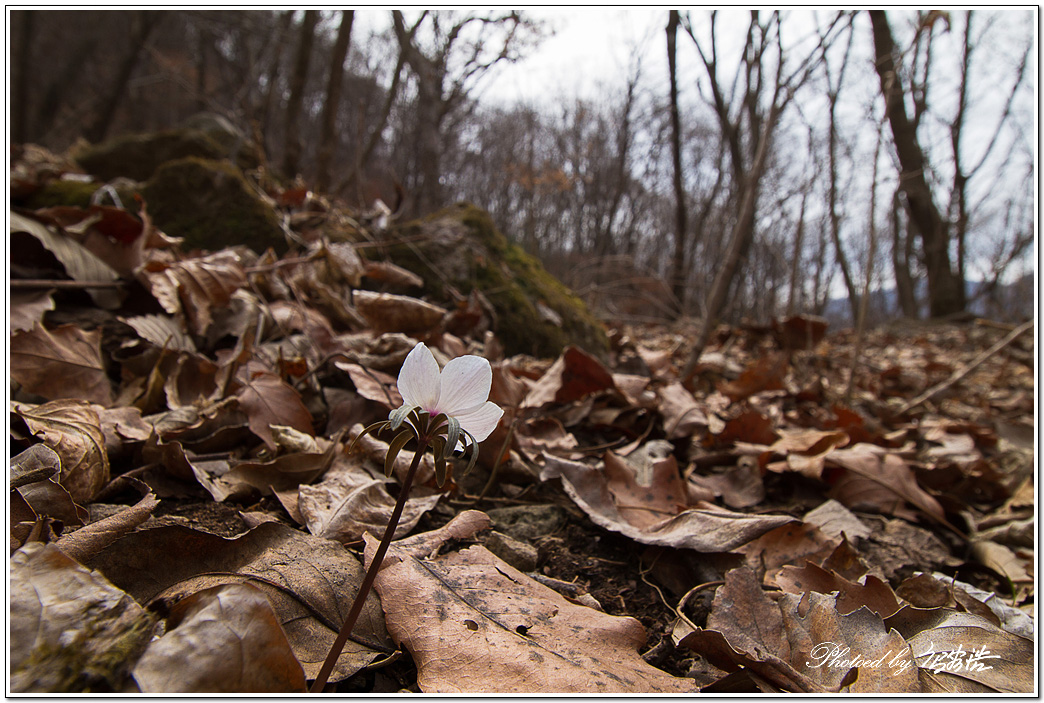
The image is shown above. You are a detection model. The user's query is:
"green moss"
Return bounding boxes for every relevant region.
[73,129,231,182]
[142,157,287,255]
[384,203,609,359]
[21,179,103,209]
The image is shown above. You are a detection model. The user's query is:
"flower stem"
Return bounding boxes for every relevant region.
[309,439,428,693]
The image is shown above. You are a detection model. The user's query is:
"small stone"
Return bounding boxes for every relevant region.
[484,530,539,572]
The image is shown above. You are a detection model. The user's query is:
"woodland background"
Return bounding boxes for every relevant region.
[8,9,1036,329]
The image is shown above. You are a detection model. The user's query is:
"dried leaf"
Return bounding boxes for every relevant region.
[10,543,156,692]
[120,313,196,352]
[353,290,446,334]
[776,561,902,618]
[139,249,247,335]
[132,583,306,693]
[11,211,122,309]
[87,522,394,683]
[658,382,708,438]
[56,490,160,564]
[367,514,695,693]
[522,346,618,408]
[885,605,1034,692]
[298,458,441,544]
[10,323,114,405]
[719,352,788,402]
[235,368,313,450]
[10,289,56,333]
[13,400,110,504]
[541,453,793,552]
[825,444,949,526]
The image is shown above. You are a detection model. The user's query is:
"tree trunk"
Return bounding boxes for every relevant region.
[316,11,354,194]
[683,103,780,377]
[666,10,690,315]
[869,10,965,317]
[282,9,320,179]
[84,11,162,143]
[12,12,34,144]
[891,190,919,317]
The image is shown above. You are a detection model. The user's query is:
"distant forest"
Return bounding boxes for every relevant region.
[9,10,1035,325]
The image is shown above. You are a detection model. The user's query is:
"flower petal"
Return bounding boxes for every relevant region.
[397,343,440,412]
[452,401,504,443]
[437,355,493,416]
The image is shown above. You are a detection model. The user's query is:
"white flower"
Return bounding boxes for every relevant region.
[392,342,504,447]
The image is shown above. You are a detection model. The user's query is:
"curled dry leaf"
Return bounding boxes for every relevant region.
[13,399,110,504]
[55,490,160,564]
[11,289,56,333]
[824,444,952,528]
[298,456,442,544]
[120,313,197,353]
[366,512,696,693]
[540,452,793,552]
[885,604,1034,692]
[87,521,394,683]
[522,345,618,408]
[225,430,341,496]
[132,583,306,693]
[678,567,920,693]
[11,211,122,309]
[10,323,114,405]
[234,366,313,450]
[138,249,248,335]
[10,542,156,692]
[353,290,447,335]
[657,381,708,438]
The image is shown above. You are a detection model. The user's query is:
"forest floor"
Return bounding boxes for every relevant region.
[9,180,1036,693]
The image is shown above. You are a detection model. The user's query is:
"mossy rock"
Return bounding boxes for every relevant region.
[384,203,609,359]
[73,128,235,183]
[142,157,287,255]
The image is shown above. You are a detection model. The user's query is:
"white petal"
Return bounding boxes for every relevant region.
[453,401,504,443]
[397,343,440,412]
[437,355,492,416]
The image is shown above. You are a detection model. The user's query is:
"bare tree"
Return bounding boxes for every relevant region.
[391,10,537,215]
[666,10,690,313]
[282,10,320,179]
[681,11,847,376]
[315,11,355,193]
[84,11,163,143]
[869,9,966,317]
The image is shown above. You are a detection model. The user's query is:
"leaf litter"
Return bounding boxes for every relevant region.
[8,147,1036,693]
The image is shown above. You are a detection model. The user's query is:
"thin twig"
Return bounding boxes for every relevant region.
[10,279,124,289]
[309,438,428,693]
[897,318,1033,415]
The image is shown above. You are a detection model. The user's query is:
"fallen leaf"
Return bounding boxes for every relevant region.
[353,290,446,334]
[10,542,156,692]
[120,313,197,352]
[522,346,619,408]
[367,513,696,693]
[719,352,788,402]
[298,458,442,544]
[11,211,122,309]
[776,561,902,618]
[885,605,1034,692]
[10,289,56,333]
[235,366,313,450]
[87,521,394,683]
[13,400,110,504]
[132,583,306,693]
[55,490,160,564]
[657,382,708,438]
[139,249,248,335]
[10,323,114,405]
[541,452,794,552]
[825,444,950,527]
